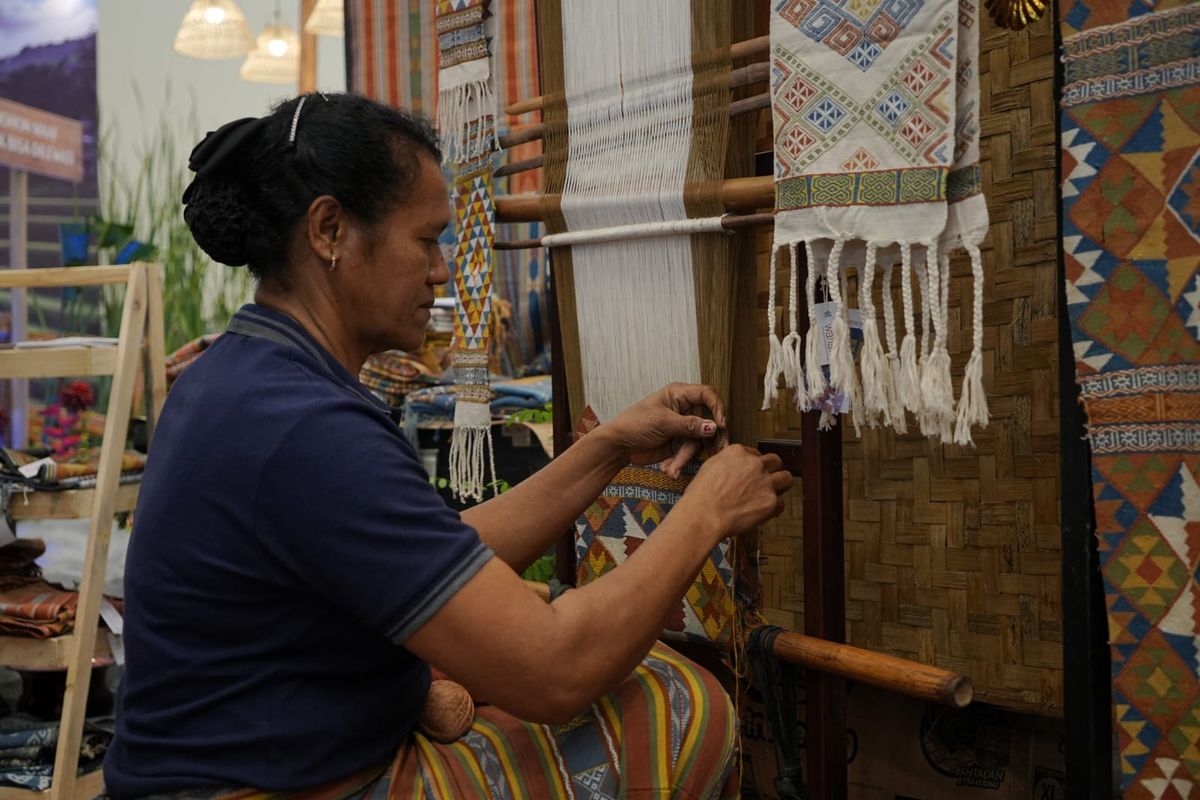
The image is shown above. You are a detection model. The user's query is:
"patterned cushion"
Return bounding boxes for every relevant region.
[572,409,736,648]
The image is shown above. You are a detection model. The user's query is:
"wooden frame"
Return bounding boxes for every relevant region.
[0,264,165,800]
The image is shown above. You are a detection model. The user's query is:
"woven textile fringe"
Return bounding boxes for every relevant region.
[449,386,497,502]
[763,0,989,444]
[437,72,497,164]
[943,0,989,445]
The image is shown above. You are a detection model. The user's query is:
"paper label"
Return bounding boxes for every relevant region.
[811,302,863,416]
[99,597,123,635]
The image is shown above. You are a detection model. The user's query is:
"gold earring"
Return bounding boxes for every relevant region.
[329,254,337,272]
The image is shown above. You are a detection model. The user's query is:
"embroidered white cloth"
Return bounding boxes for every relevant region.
[764,0,988,444]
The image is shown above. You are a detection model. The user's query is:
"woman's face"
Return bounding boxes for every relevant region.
[346,152,453,353]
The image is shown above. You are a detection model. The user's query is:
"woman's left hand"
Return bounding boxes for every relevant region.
[604,383,728,478]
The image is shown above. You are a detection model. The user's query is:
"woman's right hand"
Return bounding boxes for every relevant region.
[683,445,793,537]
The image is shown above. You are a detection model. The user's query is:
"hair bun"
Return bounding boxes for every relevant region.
[182,175,253,267]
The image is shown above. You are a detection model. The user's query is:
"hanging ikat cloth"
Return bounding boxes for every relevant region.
[763,0,989,445]
[438,0,498,500]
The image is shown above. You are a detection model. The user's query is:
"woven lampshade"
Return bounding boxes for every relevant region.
[240,25,301,85]
[304,0,344,37]
[173,0,254,60]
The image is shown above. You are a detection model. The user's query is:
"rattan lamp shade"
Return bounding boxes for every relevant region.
[173,0,254,60]
[240,25,301,85]
[304,0,344,37]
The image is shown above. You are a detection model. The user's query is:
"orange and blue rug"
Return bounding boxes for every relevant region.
[1060,0,1200,796]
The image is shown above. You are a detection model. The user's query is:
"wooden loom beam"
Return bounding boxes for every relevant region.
[503,36,770,115]
[498,90,769,152]
[494,175,775,223]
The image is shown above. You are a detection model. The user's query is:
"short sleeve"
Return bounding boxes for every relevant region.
[254,398,493,643]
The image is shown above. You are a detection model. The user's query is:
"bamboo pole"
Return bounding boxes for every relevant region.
[503,35,770,115]
[494,212,775,250]
[771,629,974,708]
[519,582,971,707]
[494,175,774,223]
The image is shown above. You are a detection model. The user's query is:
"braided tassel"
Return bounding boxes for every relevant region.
[826,239,855,398]
[897,242,920,413]
[954,243,989,444]
[781,243,807,403]
[920,248,955,430]
[803,240,827,405]
[857,242,888,427]
[761,244,783,410]
[880,258,906,433]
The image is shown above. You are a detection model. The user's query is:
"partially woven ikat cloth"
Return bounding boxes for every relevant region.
[765,0,989,444]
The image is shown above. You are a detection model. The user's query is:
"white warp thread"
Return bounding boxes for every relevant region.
[559,0,702,421]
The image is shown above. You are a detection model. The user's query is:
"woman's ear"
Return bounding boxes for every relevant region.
[305,195,343,263]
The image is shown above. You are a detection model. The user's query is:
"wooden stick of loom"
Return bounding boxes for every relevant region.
[494,212,775,250]
[495,91,771,180]
[497,90,770,152]
[520,580,970,707]
[770,628,974,708]
[503,35,771,115]
[495,175,775,223]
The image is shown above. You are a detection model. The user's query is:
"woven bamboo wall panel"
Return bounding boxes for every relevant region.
[755,11,1063,716]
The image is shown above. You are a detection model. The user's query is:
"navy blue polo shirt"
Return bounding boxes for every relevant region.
[105,304,493,797]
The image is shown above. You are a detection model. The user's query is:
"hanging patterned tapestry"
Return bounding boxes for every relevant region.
[1060,1,1200,795]
[345,0,439,115]
[763,0,990,445]
[490,0,549,371]
[437,0,499,500]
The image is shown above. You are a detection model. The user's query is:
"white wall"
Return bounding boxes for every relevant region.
[97,0,345,184]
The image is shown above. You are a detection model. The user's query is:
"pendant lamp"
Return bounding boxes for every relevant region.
[304,0,344,37]
[173,0,254,60]
[241,17,301,85]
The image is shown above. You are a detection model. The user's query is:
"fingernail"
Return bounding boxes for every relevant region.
[702,422,715,435]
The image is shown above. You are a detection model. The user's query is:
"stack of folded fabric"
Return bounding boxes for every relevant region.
[359,351,442,407]
[0,447,146,491]
[402,375,552,437]
[0,714,111,790]
[0,540,76,639]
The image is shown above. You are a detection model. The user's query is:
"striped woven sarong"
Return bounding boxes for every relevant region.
[126,643,738,800]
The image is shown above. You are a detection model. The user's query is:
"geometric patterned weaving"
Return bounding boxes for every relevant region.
[452,165,495,356]
[766,0,992,447]
[574,464,737,649]
[1060,0,1200,795]
[572,411,736,649]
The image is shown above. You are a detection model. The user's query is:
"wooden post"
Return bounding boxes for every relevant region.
[9,168,27,448]
[799,253,848,800]
[299,0,318,93]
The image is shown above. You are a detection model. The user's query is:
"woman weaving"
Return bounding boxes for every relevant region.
[106,93,792,799]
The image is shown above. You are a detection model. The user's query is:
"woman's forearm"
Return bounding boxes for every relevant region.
[460,426,627,571]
